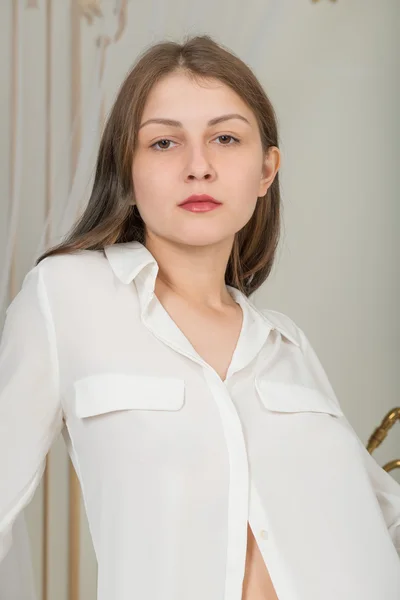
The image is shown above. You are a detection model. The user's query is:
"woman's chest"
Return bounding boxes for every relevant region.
[56,293,359,509]
[242,523,279,600]
[60,354,356,508]
[151,284,244,383]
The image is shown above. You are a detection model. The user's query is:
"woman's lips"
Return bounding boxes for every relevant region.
[179,201,221,212]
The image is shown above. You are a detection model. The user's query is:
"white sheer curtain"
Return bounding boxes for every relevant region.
[0,3,132,597]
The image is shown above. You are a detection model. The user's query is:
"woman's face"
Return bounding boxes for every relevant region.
[132,71,280,248]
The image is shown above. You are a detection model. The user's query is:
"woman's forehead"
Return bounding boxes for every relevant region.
[140,74,256,129]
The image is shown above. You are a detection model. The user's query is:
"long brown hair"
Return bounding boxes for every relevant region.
[36,34,282,297]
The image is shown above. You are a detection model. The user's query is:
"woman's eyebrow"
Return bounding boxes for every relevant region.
[138,113,251,130]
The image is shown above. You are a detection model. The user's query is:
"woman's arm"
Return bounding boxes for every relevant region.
[0,265,64,563]
[356,435,400,554]
[297,323,400,556]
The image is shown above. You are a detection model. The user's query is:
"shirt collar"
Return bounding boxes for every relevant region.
[103,241,300,348]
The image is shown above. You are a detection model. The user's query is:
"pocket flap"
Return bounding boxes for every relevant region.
[73,373,185,418]
[255,379,343,417]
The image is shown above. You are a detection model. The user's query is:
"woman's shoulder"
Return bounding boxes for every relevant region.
[259,307,303,347]
[12,249,117,312]
[35,248,111,288]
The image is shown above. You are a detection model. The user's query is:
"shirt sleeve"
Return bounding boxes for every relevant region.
[0,512,38,599]
[297,324,400,556]
[0,265,64,564]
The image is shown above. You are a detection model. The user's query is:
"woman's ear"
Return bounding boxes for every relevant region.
[258,146,280,197]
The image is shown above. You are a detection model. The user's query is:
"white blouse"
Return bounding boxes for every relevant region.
[1,240,400,600]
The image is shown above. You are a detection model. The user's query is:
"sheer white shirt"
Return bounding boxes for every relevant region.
[1,240,400,600]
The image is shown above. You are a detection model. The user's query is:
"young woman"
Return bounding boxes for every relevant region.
[1,35,400,600]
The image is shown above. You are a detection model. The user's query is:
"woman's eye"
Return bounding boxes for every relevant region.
[150,135,240,152]
[215,134,240,146]
[151,139,176,151]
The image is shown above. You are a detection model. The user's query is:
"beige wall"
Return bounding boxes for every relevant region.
[0,1,399,598]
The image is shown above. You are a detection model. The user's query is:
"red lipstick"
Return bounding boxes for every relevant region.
[179,194,222,213]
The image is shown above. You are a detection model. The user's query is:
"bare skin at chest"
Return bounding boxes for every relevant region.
[242,523,279,600]
[154,279,243,382]
[155,282,279,599]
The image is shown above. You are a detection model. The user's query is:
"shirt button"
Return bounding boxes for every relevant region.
[260,529,268,540]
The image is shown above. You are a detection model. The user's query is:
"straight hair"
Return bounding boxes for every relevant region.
[36,34,282,297]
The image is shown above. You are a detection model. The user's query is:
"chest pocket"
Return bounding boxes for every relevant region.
[255,379,343,417]
[73,373,185,418]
